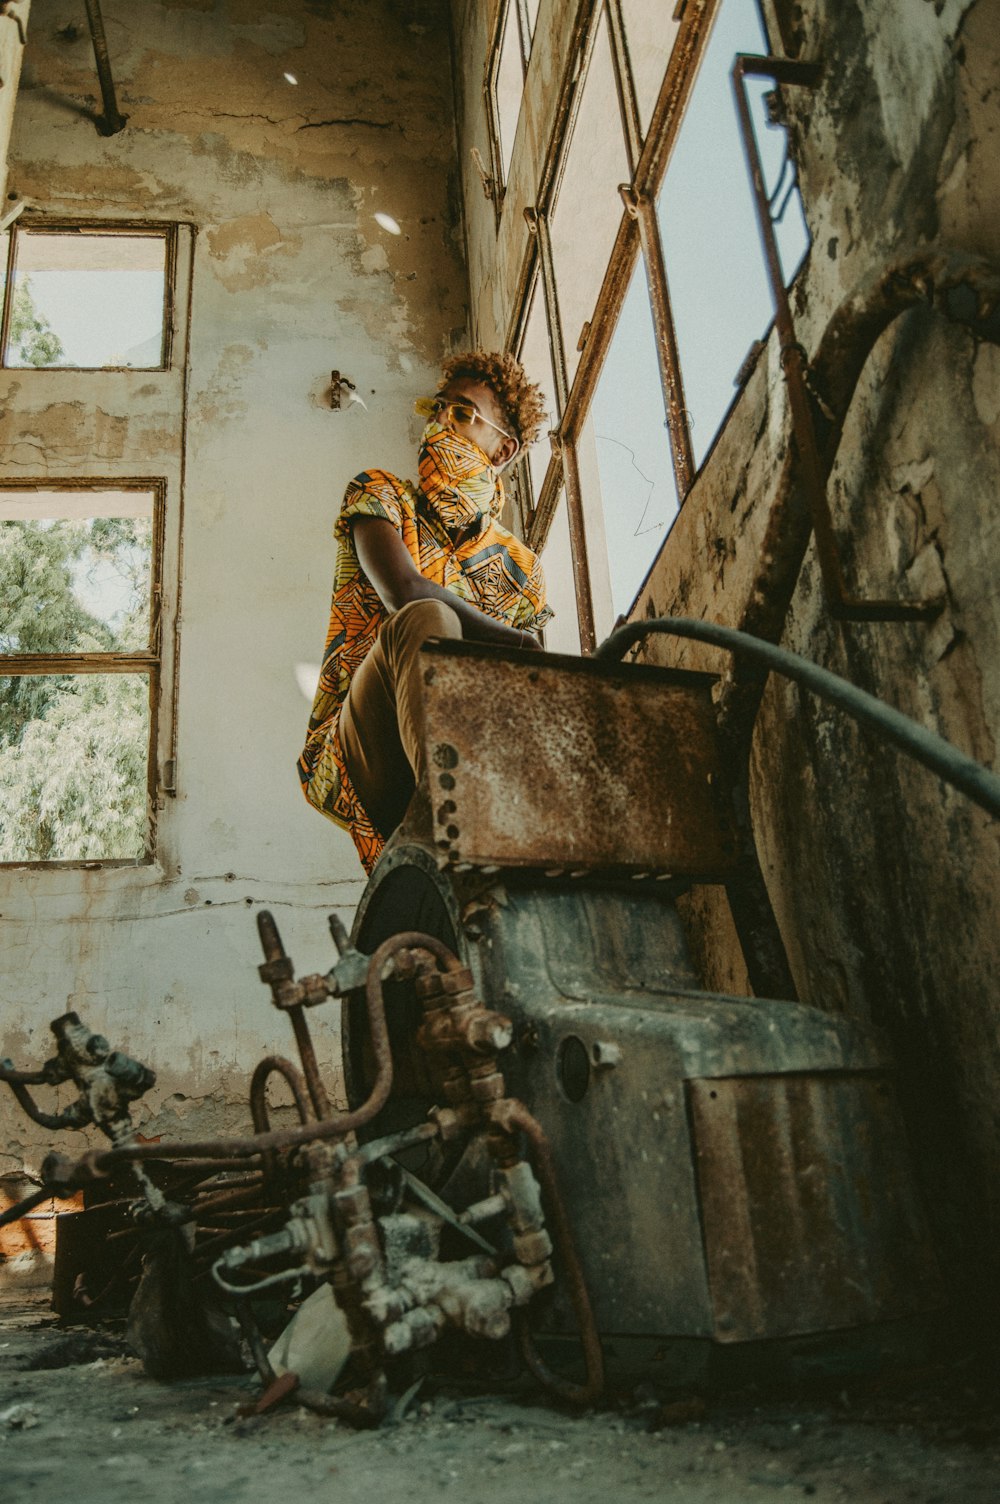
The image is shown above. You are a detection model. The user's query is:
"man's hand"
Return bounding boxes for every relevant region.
[353,516,540,652]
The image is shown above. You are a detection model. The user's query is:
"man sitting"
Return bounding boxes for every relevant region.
[298,350,552,874]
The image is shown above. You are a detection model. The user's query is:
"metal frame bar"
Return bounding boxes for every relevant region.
[83,0,127,136]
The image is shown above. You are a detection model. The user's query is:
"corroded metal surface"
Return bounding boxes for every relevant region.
[416,640,737,878]
[689,1072,942,1342]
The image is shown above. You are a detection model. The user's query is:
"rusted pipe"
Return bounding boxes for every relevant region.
[256,912,332,1121]
[488,1098,604,1407]
[250,1056,313,1134]
[63,933,462,1175]
[83,0,127,135]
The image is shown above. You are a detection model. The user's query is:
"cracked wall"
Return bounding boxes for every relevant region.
[0,0,467,1239]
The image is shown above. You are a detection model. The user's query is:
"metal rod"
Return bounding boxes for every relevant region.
[621,185,695,496]
[489,1098,604,1406]
[83,0,127,135]
[560,441,598,654]
[594,616,1000,819]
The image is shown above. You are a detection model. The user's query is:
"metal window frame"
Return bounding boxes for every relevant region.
[0,218,177,372]
[484,0,533,221]
[506,0,722,650]
[0,476,169,869]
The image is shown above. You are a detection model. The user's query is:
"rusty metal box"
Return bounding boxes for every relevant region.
[414,640,737,880]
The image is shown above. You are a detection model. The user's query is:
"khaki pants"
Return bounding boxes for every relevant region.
[338,598,462,839]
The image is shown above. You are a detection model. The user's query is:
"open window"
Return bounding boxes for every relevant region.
[0,223,173,370]
[0,483,166,865]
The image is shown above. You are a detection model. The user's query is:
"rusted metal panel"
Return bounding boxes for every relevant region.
[415,639,737,879]
[688,1072,942,1342]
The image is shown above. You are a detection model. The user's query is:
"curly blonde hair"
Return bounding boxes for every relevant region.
[439,350,548,448]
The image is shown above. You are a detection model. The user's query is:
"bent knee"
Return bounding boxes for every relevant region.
[384,597,462,646]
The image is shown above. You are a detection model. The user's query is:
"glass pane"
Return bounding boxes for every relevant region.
[538,491,581,656]
[549,9,630,387]
[0,489,155,654]
[524,0,540,40]
[5,230,167,369]
[518,274,559,501]
[0,672,150,862]
[620,0,681,140]
[588,256,678,620]
[655,0,809,467]
[495,2,526,182]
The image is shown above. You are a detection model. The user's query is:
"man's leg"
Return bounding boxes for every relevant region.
[338,598,462,837]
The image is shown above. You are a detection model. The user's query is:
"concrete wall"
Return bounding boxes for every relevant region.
[0,0,466,1198]
[452,0,1000,1299]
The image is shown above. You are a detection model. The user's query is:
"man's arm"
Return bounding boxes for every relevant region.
[352,516,540,650]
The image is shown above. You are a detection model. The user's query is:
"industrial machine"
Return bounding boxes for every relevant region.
[0,632,949,1422]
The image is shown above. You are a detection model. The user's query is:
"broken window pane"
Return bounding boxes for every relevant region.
[588,255,678,621]
[0,672,150,862]
[619,0,682,141]
[0,489,155,655]
[655,0,809,467]
[2,229,167,369]
[549,9,630,388]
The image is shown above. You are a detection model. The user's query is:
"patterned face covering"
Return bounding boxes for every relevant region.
[417,421,505,531]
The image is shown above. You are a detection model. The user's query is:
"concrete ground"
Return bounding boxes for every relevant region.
[1,1298,998,1504]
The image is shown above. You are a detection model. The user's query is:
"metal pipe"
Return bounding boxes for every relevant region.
[594,617,1000,819]
[61,933,462,1176]
[83,0,127,135]
[488,1098,604,1406]
[250,1057,313,1133]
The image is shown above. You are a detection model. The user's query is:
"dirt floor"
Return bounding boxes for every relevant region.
[1,1296,998,1504]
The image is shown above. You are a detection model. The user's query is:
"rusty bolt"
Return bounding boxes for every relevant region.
[460,1010,513,1055]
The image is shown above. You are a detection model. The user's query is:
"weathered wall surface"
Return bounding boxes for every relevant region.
[0,0,466,1201]
[452,0,1000,1299]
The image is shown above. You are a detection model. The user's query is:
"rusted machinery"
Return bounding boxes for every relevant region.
[0,636,950,1421]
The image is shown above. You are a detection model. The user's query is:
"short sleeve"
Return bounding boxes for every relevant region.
[335,469,406,543]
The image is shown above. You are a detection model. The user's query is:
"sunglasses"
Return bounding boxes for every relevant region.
[415,395,517,448]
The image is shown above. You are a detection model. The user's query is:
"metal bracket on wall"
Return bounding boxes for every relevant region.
[732,54,939,624]
[329,371,357,410]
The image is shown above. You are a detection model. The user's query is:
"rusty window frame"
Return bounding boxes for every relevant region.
[509,0,741,651]
[483,0,534,221]
[0,218,177,371]
[0,477,168,869]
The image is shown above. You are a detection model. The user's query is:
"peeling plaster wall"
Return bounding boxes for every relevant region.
[452,0,1000,1301]
[0,0,466,1183]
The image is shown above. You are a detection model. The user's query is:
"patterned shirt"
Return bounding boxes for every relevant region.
[297,468,552,873]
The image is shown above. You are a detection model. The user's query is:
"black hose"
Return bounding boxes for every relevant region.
[0,1188,51,1229]
[594,617,1000,819]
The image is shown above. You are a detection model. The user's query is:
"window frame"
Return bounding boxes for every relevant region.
[0,218,178,372]
[0,476,169,869]
[493,0,811,649]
